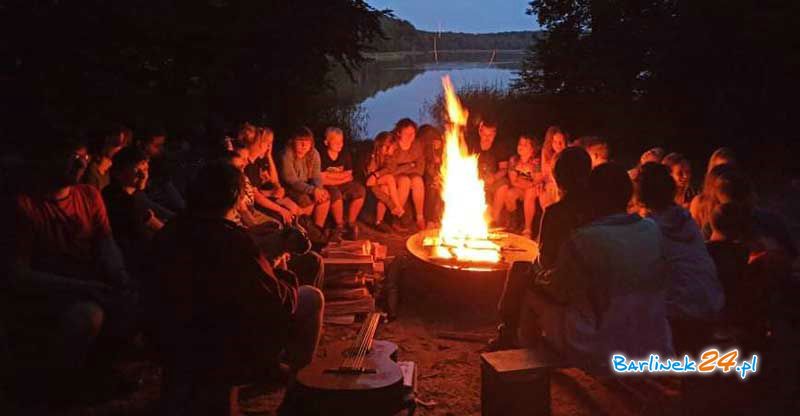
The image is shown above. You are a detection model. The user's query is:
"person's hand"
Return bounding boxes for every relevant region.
[366,175,377,187]
[313,187,329,203]
[279,208,293,224]
[274,186,286,199]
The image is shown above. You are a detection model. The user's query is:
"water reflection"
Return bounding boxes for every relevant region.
[360,64,518,138]
[331,54,521,139]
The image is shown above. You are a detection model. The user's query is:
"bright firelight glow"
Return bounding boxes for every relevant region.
[435,76,500,263]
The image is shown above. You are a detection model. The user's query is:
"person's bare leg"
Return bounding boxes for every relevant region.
[410,176,426,229]
[313,200,330,228]
[376,196,388,224]
[380,175,404,216]
[396,175,411,210]
[278,197,302,217]
[492,184,509,223]
[348,197,365,224]
[505,188,519,212]
[331,199,344,226]
[523,188,537,236]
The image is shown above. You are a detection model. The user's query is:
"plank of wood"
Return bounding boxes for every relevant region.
[323,287,371,301]
[325,297,376,316]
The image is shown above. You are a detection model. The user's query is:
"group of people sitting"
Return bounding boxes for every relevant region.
[492,142,797,383]
[0,118,795,414]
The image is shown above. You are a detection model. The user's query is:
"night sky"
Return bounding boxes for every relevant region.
[366,0,538,33]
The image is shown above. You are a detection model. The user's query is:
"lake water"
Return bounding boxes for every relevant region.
[355,62,519,139]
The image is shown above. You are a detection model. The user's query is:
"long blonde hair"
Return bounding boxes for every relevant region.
[542,125,565,174]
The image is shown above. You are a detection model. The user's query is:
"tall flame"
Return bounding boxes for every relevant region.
[437,76,500,263]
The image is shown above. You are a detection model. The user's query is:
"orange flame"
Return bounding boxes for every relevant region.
[436,76,500,263]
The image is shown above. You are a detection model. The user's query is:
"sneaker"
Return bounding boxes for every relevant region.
[344,223,359,241]
[374,222,392,234]
[329,226,344,243]
[486,323,519,352]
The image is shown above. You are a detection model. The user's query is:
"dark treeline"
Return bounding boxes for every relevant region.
[512,0,799,184]
[0,1,385,149]
[371,15,539,52]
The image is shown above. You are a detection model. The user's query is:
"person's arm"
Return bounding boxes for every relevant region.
[280,150,315,194]
[412,142,426,176]
[310,151,323,189]
[538,236,584,304]
[536,207,560,270]
[90,188,130,288]
[494,159,509,181]
[7,201,111,297]
[252,188,292,222]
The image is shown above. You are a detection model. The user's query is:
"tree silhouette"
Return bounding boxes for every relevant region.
[0,0,385,144]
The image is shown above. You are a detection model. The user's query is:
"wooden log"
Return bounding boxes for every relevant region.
[323,257,376,273]
[325,275,374,289]
[325,297,376,316]
[323,287,371,301]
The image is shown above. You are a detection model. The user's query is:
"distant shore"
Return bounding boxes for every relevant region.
[365,49,526,62]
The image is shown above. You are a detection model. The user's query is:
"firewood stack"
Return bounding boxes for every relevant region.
[320,240,388,324]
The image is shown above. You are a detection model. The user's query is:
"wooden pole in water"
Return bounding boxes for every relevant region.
[489,49,496,66]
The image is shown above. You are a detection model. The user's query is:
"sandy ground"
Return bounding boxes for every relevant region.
[3,221,799,415]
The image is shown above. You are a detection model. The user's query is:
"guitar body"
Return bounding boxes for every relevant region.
[292,340,405,415]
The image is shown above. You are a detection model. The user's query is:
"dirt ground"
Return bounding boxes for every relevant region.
[3,223,799,416]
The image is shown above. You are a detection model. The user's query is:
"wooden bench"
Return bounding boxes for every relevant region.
[480,345,565,416]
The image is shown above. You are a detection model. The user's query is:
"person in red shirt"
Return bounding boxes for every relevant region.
[3,137,135,396]
[151,162,324,414]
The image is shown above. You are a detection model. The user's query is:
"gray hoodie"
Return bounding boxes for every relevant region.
[649,205,724,320]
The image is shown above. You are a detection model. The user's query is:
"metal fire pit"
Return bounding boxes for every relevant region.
[401,229,538,319]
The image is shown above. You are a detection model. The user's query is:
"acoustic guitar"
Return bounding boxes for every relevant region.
[292,312,406,415]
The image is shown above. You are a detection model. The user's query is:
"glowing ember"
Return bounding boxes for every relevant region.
[433,76,500,263]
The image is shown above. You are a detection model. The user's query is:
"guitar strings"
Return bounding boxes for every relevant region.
[354,314,379,370]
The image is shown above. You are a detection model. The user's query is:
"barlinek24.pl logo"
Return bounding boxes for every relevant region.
[612,349,758,380]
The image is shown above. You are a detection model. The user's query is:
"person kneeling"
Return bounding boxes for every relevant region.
[151,162,324,415]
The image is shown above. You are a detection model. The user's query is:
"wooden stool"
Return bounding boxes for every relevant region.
[480,347,563,416]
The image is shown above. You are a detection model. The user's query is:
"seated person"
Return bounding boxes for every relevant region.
[540,125,568,209]
[474,119,510,226]
[365,131,405,233]
[705,203,756,338]
[222,150,323,288]
[3,138,136,396]
[505,135,543,238]
[151,162,324,414]
[238,125,295,224]
[519,163,674,372]
[280,127,330,237]
[320,127,365,241]
[390,118,426,230]
[661,152,696,209]
[628,147,666,181]
[83,129,125,190]
[420,125,444,228]
[493,147,593,350]
[103,147,169,275]
[583,136,610,168]
[636,163,723,353]
[137,128,186,213]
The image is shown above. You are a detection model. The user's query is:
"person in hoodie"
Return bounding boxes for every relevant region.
[518,163,674,373]
[636,162,723,353]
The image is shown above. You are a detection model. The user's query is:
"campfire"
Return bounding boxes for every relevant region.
[409,76,537,271]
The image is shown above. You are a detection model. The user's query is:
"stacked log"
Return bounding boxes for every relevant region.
[321,240,387,324]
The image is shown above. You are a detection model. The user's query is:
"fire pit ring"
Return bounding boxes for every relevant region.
[406,228,538,273]
[400,229,538,319]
